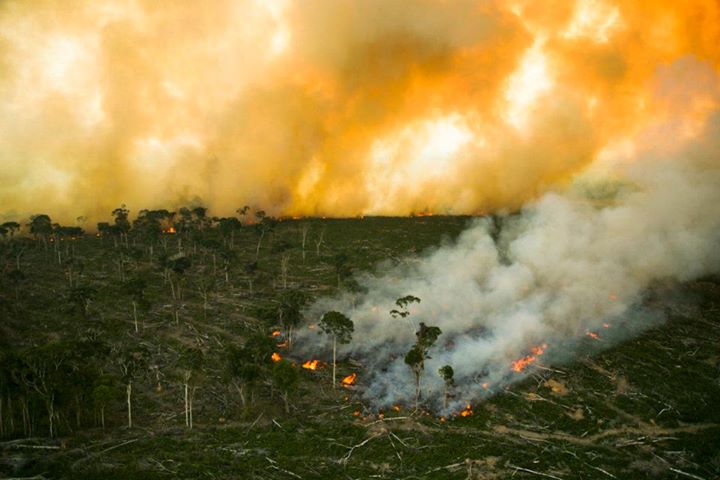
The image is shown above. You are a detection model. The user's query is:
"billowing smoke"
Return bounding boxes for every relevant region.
[1,0,719,224]
[302,80,720,412]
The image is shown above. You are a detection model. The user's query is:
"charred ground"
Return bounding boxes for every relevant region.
[0,215,719,479]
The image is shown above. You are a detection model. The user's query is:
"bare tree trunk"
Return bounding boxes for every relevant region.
[255,231,265,259]
[100,406,105,431]
[212,253,217,276]
[47,394,55,438]
[280,254,289,289]
[301,224,309,262]
[126,382,133,429]
[331,337,338,388]
[189,387,195,430]
[315,229,325,256]
[282,392,290,414]
[132,300,138,333]
[184,380,189,428]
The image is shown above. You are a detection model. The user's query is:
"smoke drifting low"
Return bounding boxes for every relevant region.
[1,0,719,223]
[303,97,720,411]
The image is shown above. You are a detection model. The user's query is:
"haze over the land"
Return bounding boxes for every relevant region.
[1,0,718,223]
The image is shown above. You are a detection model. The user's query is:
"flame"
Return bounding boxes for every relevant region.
[271,330,282,337]
[391,404,401,412]
[276,341,288,349]
[586,331,601,340]
[439,416,446,423]
[302,359,322,370]
[511,343,548,373]
[163,226,176,234]
[352,410,361,417]
[459,404,474,417]
[271,352,282,362]
[481,382,489,389]
[340,373,357,386]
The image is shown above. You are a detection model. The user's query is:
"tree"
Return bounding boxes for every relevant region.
[390,295,421,331]
[438,365,454,409]
[332,252,352,287]
[178,348,203,429]
[67,285,97,319]
[92,378,114,431]
[28,214,53,250]
[404,322,442,409]
[253,211,276,259]
[277,289,308,349]
[217,217,242,248]
[318,311,354,388]
[112,204,131,247]
[122,278,149,333]
[116,346,147,429]
[225,334,275,412]
[271,360,299,414]
[1,221,20,238]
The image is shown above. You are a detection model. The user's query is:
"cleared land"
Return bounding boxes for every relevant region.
[1,216,719,479]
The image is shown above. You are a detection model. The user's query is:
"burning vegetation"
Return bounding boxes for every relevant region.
[340,373,357,386]
[510,344,548,373]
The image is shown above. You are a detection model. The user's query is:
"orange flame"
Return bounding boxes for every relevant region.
[163,226,176,234]
[352,410,361,417]
[276,341,288,349]
[271,330,282,337]
[459,404,473,417]
[302,359,322,370]
[481,382,489,389]
[586,331,600,340]
[341,373,357,386]
[391,404,401,412]
[511,343,548,372]
[271,352,282,362]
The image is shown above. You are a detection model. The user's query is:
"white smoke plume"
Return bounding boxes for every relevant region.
[301,75,720,413]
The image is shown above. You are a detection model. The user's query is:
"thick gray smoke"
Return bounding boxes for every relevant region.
[300,111,720,413]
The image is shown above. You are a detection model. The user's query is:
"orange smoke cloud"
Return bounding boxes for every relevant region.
[0,0,718,223]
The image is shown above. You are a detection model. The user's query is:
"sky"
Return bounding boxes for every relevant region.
[0,0,718,224]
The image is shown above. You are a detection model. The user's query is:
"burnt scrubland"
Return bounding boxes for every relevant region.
[0,211,719,479]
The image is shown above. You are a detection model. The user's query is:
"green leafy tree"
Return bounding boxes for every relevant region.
[277,289,308,349]
[271,360,299,414]
[404,321,442,409]
[332,252,352,287]
[1,221,20,237]
[67,285,97,319]
[28,214,53,250]
[225,334,275,412]
[318,311,354,388]
[92,377,114,431]
[438,365,454,409]
[112,204,131,247]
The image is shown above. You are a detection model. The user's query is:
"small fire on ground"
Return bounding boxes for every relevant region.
[341,373,357,386]
[302,359,322,370]
[271,352,282,362]
[511,343,548,373]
